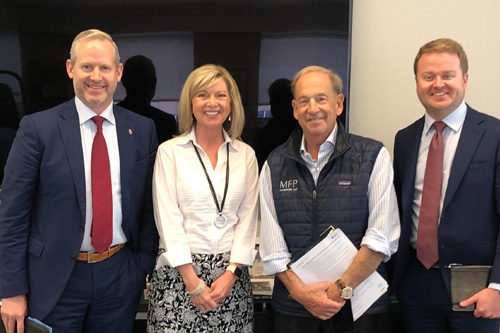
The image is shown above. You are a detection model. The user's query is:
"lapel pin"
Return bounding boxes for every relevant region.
[128,129,133,135]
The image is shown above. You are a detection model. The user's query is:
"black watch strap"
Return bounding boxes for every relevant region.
[227,265,242,279]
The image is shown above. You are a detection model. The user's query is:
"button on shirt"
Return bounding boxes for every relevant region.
[153,128,259,269]
[259,124,400,276]
[75,97,127,251]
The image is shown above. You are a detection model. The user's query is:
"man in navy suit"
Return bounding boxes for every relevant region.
[0,29,159,332]
[392,38,500,332]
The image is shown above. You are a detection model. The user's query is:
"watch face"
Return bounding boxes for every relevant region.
[341,287,353,299]
[335,279,353,299]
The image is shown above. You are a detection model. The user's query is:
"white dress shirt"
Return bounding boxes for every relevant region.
[75,97,127,251]
[410,101,466,247]
[153,128,259,269]
[259,125,400,276]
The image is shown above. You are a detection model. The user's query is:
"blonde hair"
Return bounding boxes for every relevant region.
[291,65,343,97]
[69,29,120,66]
[414,38,468,75]
[178,64,245,140]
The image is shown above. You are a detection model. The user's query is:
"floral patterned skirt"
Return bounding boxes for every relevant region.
[147,252,254,333]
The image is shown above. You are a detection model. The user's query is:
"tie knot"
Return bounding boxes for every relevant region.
[92,116,105,129]
[433,121,446,133]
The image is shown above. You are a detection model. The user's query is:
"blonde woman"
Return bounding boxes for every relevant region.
[147,64,258,332]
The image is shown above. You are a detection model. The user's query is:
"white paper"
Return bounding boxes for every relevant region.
[289,228,388,320]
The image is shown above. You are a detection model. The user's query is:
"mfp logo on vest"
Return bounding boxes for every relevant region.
[280,179,298,192]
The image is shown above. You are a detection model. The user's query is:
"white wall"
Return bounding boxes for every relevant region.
[349,0,500,156]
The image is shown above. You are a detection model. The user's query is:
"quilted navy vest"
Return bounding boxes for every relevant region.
[266,124,389,318]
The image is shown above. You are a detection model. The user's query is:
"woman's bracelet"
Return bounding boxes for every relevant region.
[187,279,206,296]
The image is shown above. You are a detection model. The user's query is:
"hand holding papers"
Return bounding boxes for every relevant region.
[288,227,388,320]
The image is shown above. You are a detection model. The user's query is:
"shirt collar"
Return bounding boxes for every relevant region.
[424,100,466,134]
[300,123,337,156]
[75,96,116,126]
[178,127,235,150]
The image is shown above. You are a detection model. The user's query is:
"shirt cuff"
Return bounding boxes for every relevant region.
[262,254,291,276]
[488,282,500,291]
[230,245,258,266]
[155,246,192,269]
[360,231,394,262]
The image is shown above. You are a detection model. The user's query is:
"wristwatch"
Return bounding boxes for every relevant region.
[335,279,354,300]
[226,265,243,279]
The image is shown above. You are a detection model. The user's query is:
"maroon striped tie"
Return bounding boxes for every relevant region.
[90,116,113,254]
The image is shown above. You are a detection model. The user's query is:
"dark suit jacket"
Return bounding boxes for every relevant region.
[391,105,500,294]
[0,99,159,320]
[117,95,177,144]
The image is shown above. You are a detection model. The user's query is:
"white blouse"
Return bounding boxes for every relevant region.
[153,128,259,269]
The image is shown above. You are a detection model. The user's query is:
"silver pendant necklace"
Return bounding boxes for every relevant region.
[191,141,229,229]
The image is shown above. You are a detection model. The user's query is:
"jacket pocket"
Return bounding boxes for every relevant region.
[28,237,44,257]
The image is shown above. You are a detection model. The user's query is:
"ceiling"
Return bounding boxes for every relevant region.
[0,0,350,36]
[5,0,346,8]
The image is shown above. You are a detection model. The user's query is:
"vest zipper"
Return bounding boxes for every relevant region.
[312,189,318,238]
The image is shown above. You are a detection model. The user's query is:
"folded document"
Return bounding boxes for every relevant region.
[288,226,388,320]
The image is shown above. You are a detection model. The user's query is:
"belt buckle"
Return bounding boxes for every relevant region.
[87,252,100,263]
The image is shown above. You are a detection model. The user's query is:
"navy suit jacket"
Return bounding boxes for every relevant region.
[0,99,159,319]
[391,105,500,295]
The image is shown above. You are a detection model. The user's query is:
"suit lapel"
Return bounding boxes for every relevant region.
[114,106,135,230]
[401,118,424,213]
[443,108,484,210]
[58,100,86,222]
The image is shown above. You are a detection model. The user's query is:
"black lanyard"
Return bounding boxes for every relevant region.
[191,141,230,227]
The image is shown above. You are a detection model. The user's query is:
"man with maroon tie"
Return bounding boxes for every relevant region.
[0,29,158,333]
[392,38,500,333]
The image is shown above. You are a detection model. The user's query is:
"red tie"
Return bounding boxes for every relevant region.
[417,121,446,269]
[91,116,113,254]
